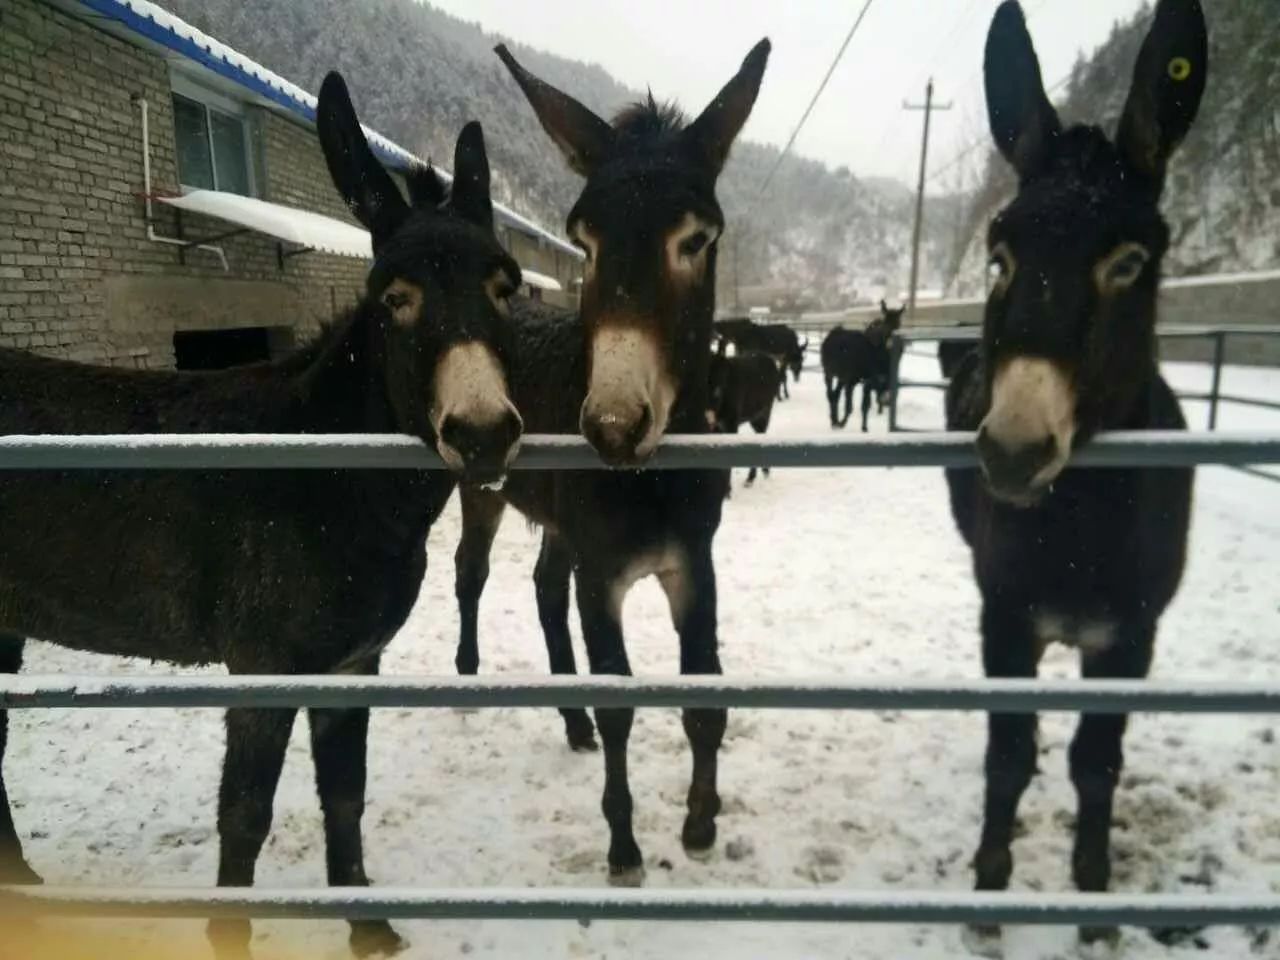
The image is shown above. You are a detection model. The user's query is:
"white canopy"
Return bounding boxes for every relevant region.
[157,190,373,259]
[157,190,564,291]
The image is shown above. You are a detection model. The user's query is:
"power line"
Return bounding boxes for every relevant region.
[751,0,876,210]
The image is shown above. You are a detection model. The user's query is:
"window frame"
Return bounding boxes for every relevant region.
[169,73,257,197]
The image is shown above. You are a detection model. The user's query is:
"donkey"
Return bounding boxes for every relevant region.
[945,1,1204,950]
[714,319,807,399]
[821,324,890,431]
[938,335,975,379]
[707,344,778,486]
[0,73,523,959]
[451,39,770,884]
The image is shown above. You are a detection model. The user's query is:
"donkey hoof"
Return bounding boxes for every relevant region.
[681,817,717,855]
[960,923,1003,958]
[565,714,598,752]
[607,863,646,888]
[1078,925,1120,953]
[206,919,253,960]
[0,857,43,886]
[350,919,407,958]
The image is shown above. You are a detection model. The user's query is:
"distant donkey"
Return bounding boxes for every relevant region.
[452,39,770,885]
[713,317,807,399]
[820,301,900,431]
[707,343,778,485]
[945,1,1205,952]
[0,73,524,959]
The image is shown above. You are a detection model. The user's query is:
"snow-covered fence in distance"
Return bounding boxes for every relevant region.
[2,429,1280,929]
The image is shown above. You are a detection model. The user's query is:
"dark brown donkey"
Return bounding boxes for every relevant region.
[0,74,523,959]
[946,1,1205,952]
[452,40,769,884]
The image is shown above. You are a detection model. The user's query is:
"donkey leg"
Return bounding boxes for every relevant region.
[454,488,505,675]
[825,374,839,426]
[860,382,873,432]
[660,541,725,857]
[575,570,642,883]
[968,602,1041,950]
[1070,621,1155,947]
[207,706,296,959]
[0,633,39,885]
[534,532,596,752]
[309,656,404,958]
[841,382,854,427]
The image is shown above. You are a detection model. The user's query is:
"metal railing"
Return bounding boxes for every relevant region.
[886,324,1280,434]
[2,430,1279,931]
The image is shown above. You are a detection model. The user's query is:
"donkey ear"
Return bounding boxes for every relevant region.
[495,44,615,177]
[683,38,770,175]
[983,2,1062,179]
[316,72,409,251]
[449,121,494,229]
[1115,0,1208,185]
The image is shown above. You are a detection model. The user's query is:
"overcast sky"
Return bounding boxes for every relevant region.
[429,0,1147,190]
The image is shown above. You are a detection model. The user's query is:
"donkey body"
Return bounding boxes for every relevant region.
[821,301,902,431]
[713,318,806,399]
[453,40,769,884]
[0,73,524,959]
[708,348,778,485]
[946,2,1204,950]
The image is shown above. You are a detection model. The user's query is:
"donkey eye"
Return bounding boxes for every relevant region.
[679,232,710,258]
[383,291,409,310]
[987,244,1014,294]
[1102,245,1150,290]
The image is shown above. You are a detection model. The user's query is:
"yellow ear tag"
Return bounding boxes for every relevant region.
[1168,57,1192,81]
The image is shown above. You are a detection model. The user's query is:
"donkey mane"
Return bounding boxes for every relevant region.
[404,162,448,209]
[611,94,688,146]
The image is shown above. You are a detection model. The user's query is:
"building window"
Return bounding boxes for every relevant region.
[170,79,255,196]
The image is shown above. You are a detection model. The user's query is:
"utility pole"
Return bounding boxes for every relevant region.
[903,78,952,321]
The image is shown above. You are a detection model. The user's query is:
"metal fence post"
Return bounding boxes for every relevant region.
[1208,331,1226,430]
[887,335,904,432]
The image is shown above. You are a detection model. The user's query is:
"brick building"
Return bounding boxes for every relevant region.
[0,0,583,369]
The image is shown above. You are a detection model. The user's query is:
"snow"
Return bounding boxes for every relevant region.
[7,352,1280,960]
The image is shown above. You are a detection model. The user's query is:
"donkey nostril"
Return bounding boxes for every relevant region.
[502,408,523,447]
[627,403,653,448]
[440,414,465,452]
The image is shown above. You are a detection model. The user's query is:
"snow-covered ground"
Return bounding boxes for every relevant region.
[7,352,1280,960]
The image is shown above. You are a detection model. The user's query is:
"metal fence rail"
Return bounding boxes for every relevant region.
[2,430,1280,470]
[4,427,1279,935]
[4,674,1279,713]
[887,324,1280,434]
[3,886,1278,927]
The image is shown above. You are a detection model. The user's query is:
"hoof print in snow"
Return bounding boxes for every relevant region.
[960,923,1002,958]
[658,857,674,870]
[797,845,843,883]
[724,837,754,862]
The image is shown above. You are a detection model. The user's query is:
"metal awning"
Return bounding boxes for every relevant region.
[157,191,372,259]
[156,190,564,291]
[520,268,562,292]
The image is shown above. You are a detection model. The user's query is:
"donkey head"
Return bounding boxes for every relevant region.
[498,40,770,465]
[878,300,905,333]
[318,72,524,484]
[788,337,808,382]
[976,0,1206,503]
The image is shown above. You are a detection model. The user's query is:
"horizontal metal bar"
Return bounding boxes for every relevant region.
[0,431,1278,470]
[1214,392,1280,412]
[3,675,1277,713]
[2,886,1276,926]
[897,324,1280,343]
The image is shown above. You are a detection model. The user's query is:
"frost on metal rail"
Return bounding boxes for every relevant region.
[0,431,1279,470]
[3,675,1279,713]
[1,886,1278,927]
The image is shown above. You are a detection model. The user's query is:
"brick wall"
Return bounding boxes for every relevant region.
[0,0,368,368]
